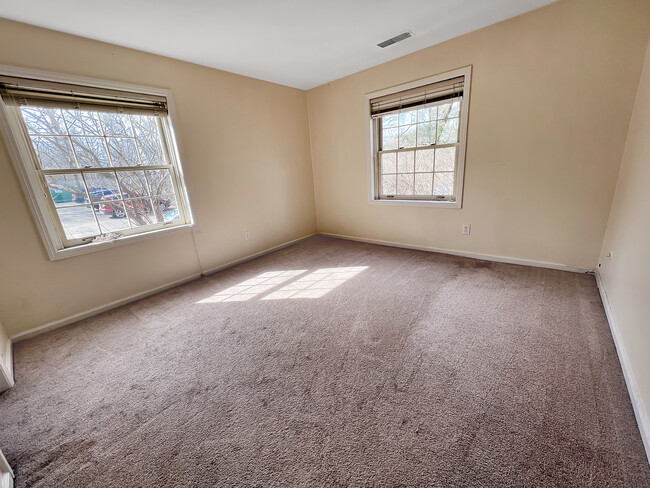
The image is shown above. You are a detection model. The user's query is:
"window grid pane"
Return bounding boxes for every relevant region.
[377,98,462,199]
[20,105,182,243]
[378,145,458,198]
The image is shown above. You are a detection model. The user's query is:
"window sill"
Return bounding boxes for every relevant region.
[47,223,196,261]
[368,198,461,209]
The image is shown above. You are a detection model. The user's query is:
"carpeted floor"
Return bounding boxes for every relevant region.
[0,236,648,487]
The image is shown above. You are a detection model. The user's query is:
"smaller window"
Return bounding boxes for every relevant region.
[369,66,471,206]
[0,70,193,259]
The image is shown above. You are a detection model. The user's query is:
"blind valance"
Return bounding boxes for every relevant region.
[0,76,167,116]
[370,76,463,118]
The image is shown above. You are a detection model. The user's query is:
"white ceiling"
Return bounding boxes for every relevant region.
[0,0,557,90]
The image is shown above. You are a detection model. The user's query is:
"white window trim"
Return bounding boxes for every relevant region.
[365,66,472,208]
[0,65,197,260]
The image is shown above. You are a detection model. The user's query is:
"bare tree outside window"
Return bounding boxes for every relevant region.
[21,107,180,240]
[377,100,461,199]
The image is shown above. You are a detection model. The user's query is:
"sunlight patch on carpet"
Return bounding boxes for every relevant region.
[262,266,368,300]
[197,270,307,303]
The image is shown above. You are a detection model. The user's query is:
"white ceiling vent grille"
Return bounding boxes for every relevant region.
[377,31,414,48]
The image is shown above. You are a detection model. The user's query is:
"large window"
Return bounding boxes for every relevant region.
[0,69,193,259]
[369,66,471,207]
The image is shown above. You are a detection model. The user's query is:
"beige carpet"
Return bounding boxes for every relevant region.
[0,236,648,487]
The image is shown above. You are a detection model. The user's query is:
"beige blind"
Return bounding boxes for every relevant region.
[371,76,463,118]
[0,76,167,115]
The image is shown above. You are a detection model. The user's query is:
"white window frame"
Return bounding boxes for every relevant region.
[366,66,471,208]
[0,65,196,261]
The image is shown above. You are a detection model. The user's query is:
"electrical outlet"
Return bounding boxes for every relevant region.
[245,231,251,241]
[461,224,471,235]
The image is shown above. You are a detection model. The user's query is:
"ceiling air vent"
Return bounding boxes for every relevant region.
[377,31,414,48]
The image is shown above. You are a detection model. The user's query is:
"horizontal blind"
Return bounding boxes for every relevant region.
[371,76,463,118]
[0,76,167,115]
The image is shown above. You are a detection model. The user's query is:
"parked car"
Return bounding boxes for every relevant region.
[98,195,171,218]
[158,198,171,211]
[71,187,121,205]
[164,208,179,221]
[89,187,120,200]
[97,194,126,216]
[49,188,74,203]
[87,188,121,209]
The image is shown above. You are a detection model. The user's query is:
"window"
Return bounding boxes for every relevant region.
[368,66,471,207]
[0,68,193,259]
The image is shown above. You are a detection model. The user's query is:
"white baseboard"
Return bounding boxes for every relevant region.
[320,232,592,273]
[0,449,14,488]
[200,233,316,276]
[595,270,650,466]
[9,232,582,342]
[10,273,200,342]
[10,233,316,342]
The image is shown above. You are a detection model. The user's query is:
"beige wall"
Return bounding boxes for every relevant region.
[2,0,650,339]
[306,0,650,270]
[0,19,316,337]
[598,38,650,454]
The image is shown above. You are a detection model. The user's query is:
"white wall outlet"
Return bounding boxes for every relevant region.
[461,224,471,235]
[244,231,251,241]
